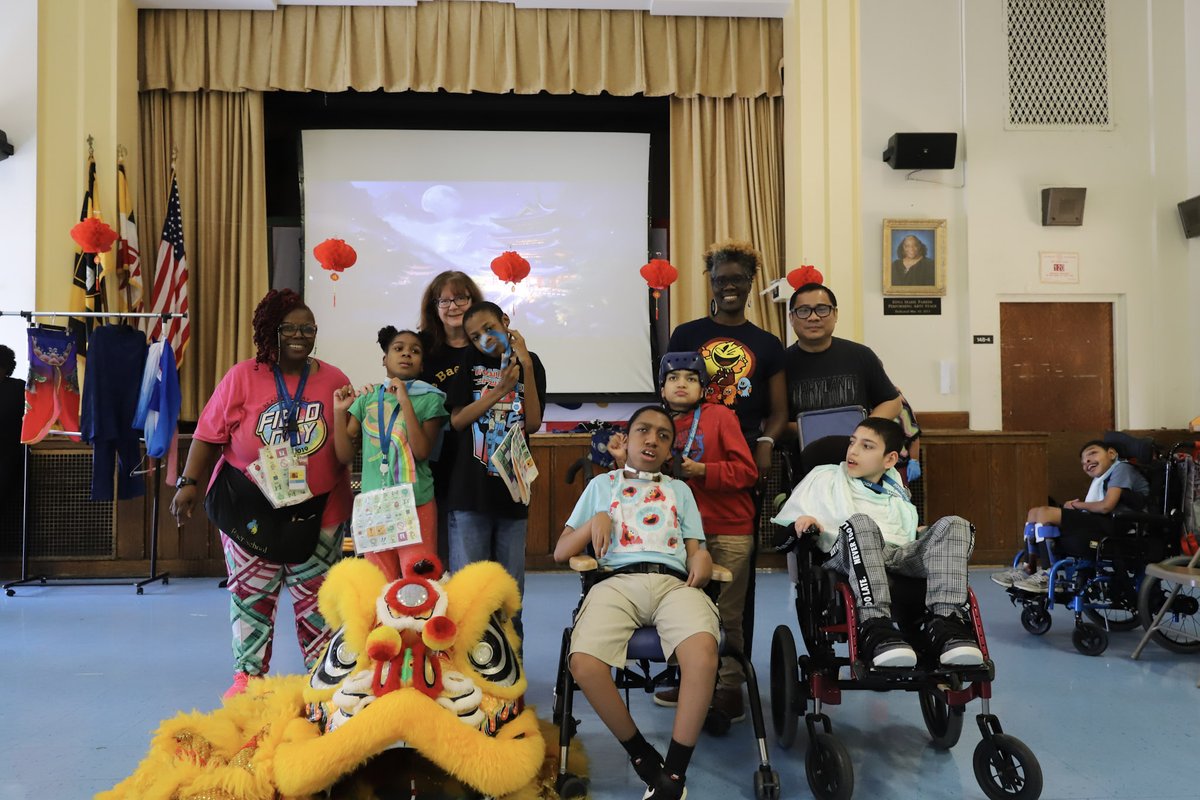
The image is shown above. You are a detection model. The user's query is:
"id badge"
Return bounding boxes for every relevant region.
[289,463,308,493]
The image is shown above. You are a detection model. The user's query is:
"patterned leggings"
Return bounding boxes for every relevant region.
[221,525,341,676]
[824,513,975,621]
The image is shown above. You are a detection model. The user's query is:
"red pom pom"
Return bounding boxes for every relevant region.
[422,615,458,651]
[786,264,824,290]
[490,251,531,286]
[70,217,119,254]
[639,258,678,291]
[313,238,358,274]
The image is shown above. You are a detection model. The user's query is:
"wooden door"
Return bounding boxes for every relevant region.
[1000,302,1114,431]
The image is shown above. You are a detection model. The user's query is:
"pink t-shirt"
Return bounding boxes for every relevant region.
[194,358,352,527]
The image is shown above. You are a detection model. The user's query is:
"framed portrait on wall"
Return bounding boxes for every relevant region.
[883,219,946,296]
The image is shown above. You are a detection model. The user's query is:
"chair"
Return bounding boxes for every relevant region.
[1130,547,1200,686]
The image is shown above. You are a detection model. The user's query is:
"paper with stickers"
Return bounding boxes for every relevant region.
[247,443,313,508]
[351,483,422,554]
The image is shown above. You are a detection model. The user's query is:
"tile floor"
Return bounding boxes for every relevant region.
[1,569,1197,799]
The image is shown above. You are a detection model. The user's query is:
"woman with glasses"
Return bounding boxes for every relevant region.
[416,271,485,563]
[170,288,352,699]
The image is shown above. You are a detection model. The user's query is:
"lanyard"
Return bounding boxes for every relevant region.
[375,385,404,485]
[680,408,702,460]
[272,362,310,447]
[859,473,905,498]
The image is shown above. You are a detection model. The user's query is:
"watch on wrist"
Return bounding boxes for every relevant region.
[175,476,198,489]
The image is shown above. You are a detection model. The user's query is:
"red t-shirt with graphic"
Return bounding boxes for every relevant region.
[194,358,352,527]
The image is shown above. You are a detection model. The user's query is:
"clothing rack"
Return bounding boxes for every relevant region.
[2,309,187,596]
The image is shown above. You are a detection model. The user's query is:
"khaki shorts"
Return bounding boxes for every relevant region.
[569,572,720,668]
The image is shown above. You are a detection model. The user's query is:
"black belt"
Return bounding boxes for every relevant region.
[606,562,689,584]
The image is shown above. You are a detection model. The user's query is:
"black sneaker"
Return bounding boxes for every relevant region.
[630,752,664,790]
[919,611,983,666]
[857,617,917,668]
[642,770,687,800]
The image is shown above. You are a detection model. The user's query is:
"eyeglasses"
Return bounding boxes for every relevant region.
[710,273,753,289]
[789,304,835,320]
[278,323,318,337]
[436,295,472,309]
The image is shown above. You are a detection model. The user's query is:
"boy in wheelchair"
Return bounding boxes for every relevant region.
[553,404,718,800]
[991,438,1150,594]
[771,417,983,669]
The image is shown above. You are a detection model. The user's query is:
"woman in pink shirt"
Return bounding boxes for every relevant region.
[171,289,352,698]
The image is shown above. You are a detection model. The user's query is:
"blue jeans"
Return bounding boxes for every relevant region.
[447,510,527,639]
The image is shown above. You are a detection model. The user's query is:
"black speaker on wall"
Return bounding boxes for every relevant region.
[1178,195,1200,239]
[1041,187,1087,226]
[882,132,957,170]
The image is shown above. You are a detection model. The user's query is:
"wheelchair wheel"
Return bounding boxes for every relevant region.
[972,733,1043,800]
[753,766,782,800]
[1019,605,1052,636]
[1071,623,1108,656]
[1137,555,1200,654]
[1082,577,1141,631]
[805,732,854,800]
[770,625,802,749]
[919,687,965,750]
[555,773,588,799]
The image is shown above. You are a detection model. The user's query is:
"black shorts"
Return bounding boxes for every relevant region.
[1055,509,1122,557]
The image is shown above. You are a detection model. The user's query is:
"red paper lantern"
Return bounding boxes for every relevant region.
[490,251,531,289]
[313,238,357,282]
[70,217,119,254]
[786,264,825,289]
[640,258,678,319]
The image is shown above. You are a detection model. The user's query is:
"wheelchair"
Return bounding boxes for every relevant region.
[550,554,782,800]
[1004,437,1191,656]
[770,436,1042,800]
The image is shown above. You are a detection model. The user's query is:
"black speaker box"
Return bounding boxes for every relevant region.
[882,132,957,170]
[1040,187,1087,226]
[1178,195,1200,239]
[0,130,13,161]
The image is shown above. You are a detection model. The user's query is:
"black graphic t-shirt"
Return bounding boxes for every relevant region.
[420,339,472,497]
[667,318,785,438]
[784,338,899,419]
[445,347,547,519]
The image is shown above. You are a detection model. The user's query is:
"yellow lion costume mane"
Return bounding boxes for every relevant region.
[99,557,584,799]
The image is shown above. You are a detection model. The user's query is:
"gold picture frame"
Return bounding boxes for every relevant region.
[883,219,946,296]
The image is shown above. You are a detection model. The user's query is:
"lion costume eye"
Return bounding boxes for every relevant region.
[468,613,520,687]
[310,628,357,690]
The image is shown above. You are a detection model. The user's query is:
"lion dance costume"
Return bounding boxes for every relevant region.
[99,555,584,799]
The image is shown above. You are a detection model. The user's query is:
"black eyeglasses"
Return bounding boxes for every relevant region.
[436,295,472,309]
[789,304,835,320]
[710,273,752,288]
[278,323,318,337]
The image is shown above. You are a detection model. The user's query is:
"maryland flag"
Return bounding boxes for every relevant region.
[116,160,144,316]
[69,157,115,355]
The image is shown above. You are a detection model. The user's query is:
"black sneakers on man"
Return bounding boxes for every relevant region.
[856,617,917,668]
[919,611,984,666]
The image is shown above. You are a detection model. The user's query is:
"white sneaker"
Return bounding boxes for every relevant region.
[990,567,1030,588]
[1013,569,1051,594]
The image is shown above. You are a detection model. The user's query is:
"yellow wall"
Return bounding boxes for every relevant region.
[36,0,139,310]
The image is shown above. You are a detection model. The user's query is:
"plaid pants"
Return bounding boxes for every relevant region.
[221,525,341,676]
[824,513,975,621]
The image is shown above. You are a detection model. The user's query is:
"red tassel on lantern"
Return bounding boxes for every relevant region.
[314,238,357,306]
[640,258,678,320]
[70,217,119,254]
[490,251,531,289]
[786,264,824,289]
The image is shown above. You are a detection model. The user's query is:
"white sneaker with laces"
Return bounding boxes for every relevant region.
[989,567,1030,588]
[1013,569,1051,594]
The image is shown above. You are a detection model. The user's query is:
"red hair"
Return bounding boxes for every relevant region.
[252,289,308,365]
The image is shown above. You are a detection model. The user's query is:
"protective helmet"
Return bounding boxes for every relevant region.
[658,351,709,389]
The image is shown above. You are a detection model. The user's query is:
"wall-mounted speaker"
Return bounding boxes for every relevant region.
[882,132,957,170]
[1178,195,1200,239]
[1040,187,1087,226]
[0,130,13,161]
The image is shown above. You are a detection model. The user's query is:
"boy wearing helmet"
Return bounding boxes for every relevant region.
[610,352,758,723]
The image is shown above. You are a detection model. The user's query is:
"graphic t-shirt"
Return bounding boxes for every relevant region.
[348,382,448,506]
[784,338,899,419]
[667,318,785,439]
[420,339,472,496]
[565,470,705,574]
[445,348,547,519]
[194,358,352,527]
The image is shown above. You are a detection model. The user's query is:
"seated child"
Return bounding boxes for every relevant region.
[332,326,447,580]
[771,417,982,669]
[554,405,718,800]
[990,438,1150,593]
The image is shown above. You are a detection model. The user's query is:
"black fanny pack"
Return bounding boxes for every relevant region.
[203,462,328,563]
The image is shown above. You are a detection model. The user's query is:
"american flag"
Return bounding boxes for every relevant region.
[147,172,190,364]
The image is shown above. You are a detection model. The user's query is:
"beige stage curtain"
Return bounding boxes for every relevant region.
[139,3,782,98]
[139,90,268,419]
[669,95,786,341]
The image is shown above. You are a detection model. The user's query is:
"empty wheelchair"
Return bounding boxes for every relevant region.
[1005,438,1190,656]
[551,554,781,800]
[770,436,1042,800]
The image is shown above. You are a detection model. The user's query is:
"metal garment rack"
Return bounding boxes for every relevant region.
[1,309,186,595]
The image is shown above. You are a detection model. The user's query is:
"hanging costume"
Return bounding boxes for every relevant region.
[20,326,81,444]
[81,324,148,501]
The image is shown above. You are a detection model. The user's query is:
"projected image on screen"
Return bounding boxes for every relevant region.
[302,129,653,397]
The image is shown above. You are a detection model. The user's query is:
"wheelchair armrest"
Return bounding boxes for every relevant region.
[568,555,599,572]
[1110,510,1170,524]
[711,563,732,583]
